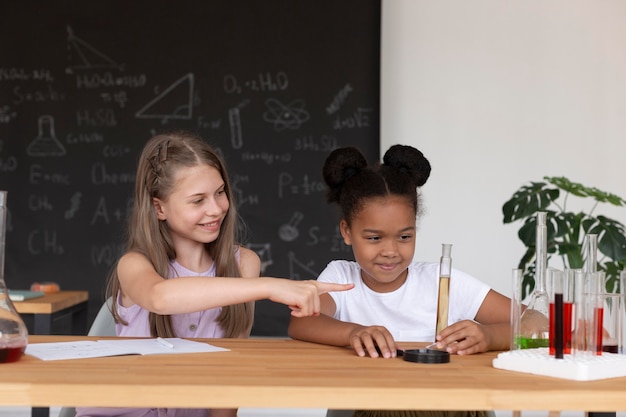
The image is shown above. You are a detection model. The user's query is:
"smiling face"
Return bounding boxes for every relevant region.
[152,164,229,248]
[340,195,416,293]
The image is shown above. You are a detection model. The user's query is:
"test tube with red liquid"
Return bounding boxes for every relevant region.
[549,269,564,358]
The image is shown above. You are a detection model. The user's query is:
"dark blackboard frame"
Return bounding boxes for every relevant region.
[0,0,381,336]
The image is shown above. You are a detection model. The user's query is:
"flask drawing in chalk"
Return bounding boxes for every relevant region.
[27,115,66,157]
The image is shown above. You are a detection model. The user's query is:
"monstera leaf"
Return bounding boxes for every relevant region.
[503,176,626,298]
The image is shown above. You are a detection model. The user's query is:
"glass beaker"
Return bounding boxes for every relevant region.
[0,190,28,363]
[517,211,549,348]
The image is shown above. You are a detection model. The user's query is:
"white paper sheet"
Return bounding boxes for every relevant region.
[25,338,229,361]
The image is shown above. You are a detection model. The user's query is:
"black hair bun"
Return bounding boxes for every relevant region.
[383,144,431,187]
[322,146,367,203]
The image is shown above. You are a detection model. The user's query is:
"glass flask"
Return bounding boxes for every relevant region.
[435,243,452,336]
[516,211,549,348]
[0,190,28,363]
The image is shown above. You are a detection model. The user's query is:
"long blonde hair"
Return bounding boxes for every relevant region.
[106,131,254,338]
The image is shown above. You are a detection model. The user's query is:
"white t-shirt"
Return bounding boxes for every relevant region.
[318,260,491,342]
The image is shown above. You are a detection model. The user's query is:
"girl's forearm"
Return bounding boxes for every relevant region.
[485,322,512,351]
[288,314,357,347]
[128,276,276,315]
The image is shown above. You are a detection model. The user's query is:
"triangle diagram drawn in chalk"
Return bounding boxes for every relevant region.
[247,243,273,274]
[66,26,123,74]
[135,73,194,122]
[288,252,318,281]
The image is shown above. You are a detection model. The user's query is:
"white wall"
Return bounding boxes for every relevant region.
[381,0,626,297]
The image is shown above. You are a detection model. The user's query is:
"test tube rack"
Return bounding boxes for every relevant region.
[492,348,626,381]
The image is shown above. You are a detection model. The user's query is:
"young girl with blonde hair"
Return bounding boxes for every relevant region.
[76,131,352,417]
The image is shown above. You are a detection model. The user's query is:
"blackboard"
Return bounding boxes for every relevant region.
[0,0,381,336]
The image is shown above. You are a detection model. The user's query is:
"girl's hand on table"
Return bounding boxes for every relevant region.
[434,320,489,355]
[348,325,398,359]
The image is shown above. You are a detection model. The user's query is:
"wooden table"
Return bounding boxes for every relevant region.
[13,291,89,335]
[2,336,626,412]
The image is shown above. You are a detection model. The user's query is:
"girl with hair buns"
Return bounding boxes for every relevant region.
[289,144,511,417]
[76,131,352,417]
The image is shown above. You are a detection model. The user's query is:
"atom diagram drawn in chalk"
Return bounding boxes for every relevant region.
[263,98,310,131]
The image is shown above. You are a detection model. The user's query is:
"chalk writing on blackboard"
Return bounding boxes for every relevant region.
[0,68,54,82]
[293,135,338,152]
[333,107,373,130]
[277,172,325,197]
[0,105,17,124]
[92,242,125,267]
[75,109,117,127]
[135,73,195,123]
[0,0,380,337]
[27,115,66,157]
[288,252,318,281]
[241,152,291,164]
[229,107,243,149]
[0,155,17,173]
[64,192,82,220]
[279,212,303,242]
[66,26,124,73]
[326,84,353,115]
[223,73,289,95]
[248,243,273,274]
[27,230,64,255]
[263,98,310,131]
[231,175,259,207]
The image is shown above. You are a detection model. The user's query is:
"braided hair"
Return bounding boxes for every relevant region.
[107,131,253,338]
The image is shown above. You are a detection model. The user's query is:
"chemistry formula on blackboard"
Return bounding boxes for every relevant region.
[0,0,381,335]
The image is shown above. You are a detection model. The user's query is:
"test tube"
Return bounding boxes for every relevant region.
[435,244,452,336]
[592,271,605,355]
[584,234,598,274]
[581,234,601,354]
[510,269,523,350]
[574,270,602,357]
[572,268,587,356]
[549,269,564,358]
[617,270,626,354]
[601,292,621,353]
[535,213,548,298]
[562,269,576,354]
[599,270,622,354]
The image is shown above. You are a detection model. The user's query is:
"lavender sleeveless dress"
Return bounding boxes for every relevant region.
[76,260,228,417]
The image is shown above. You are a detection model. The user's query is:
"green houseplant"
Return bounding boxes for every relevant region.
[502,176,626,299]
